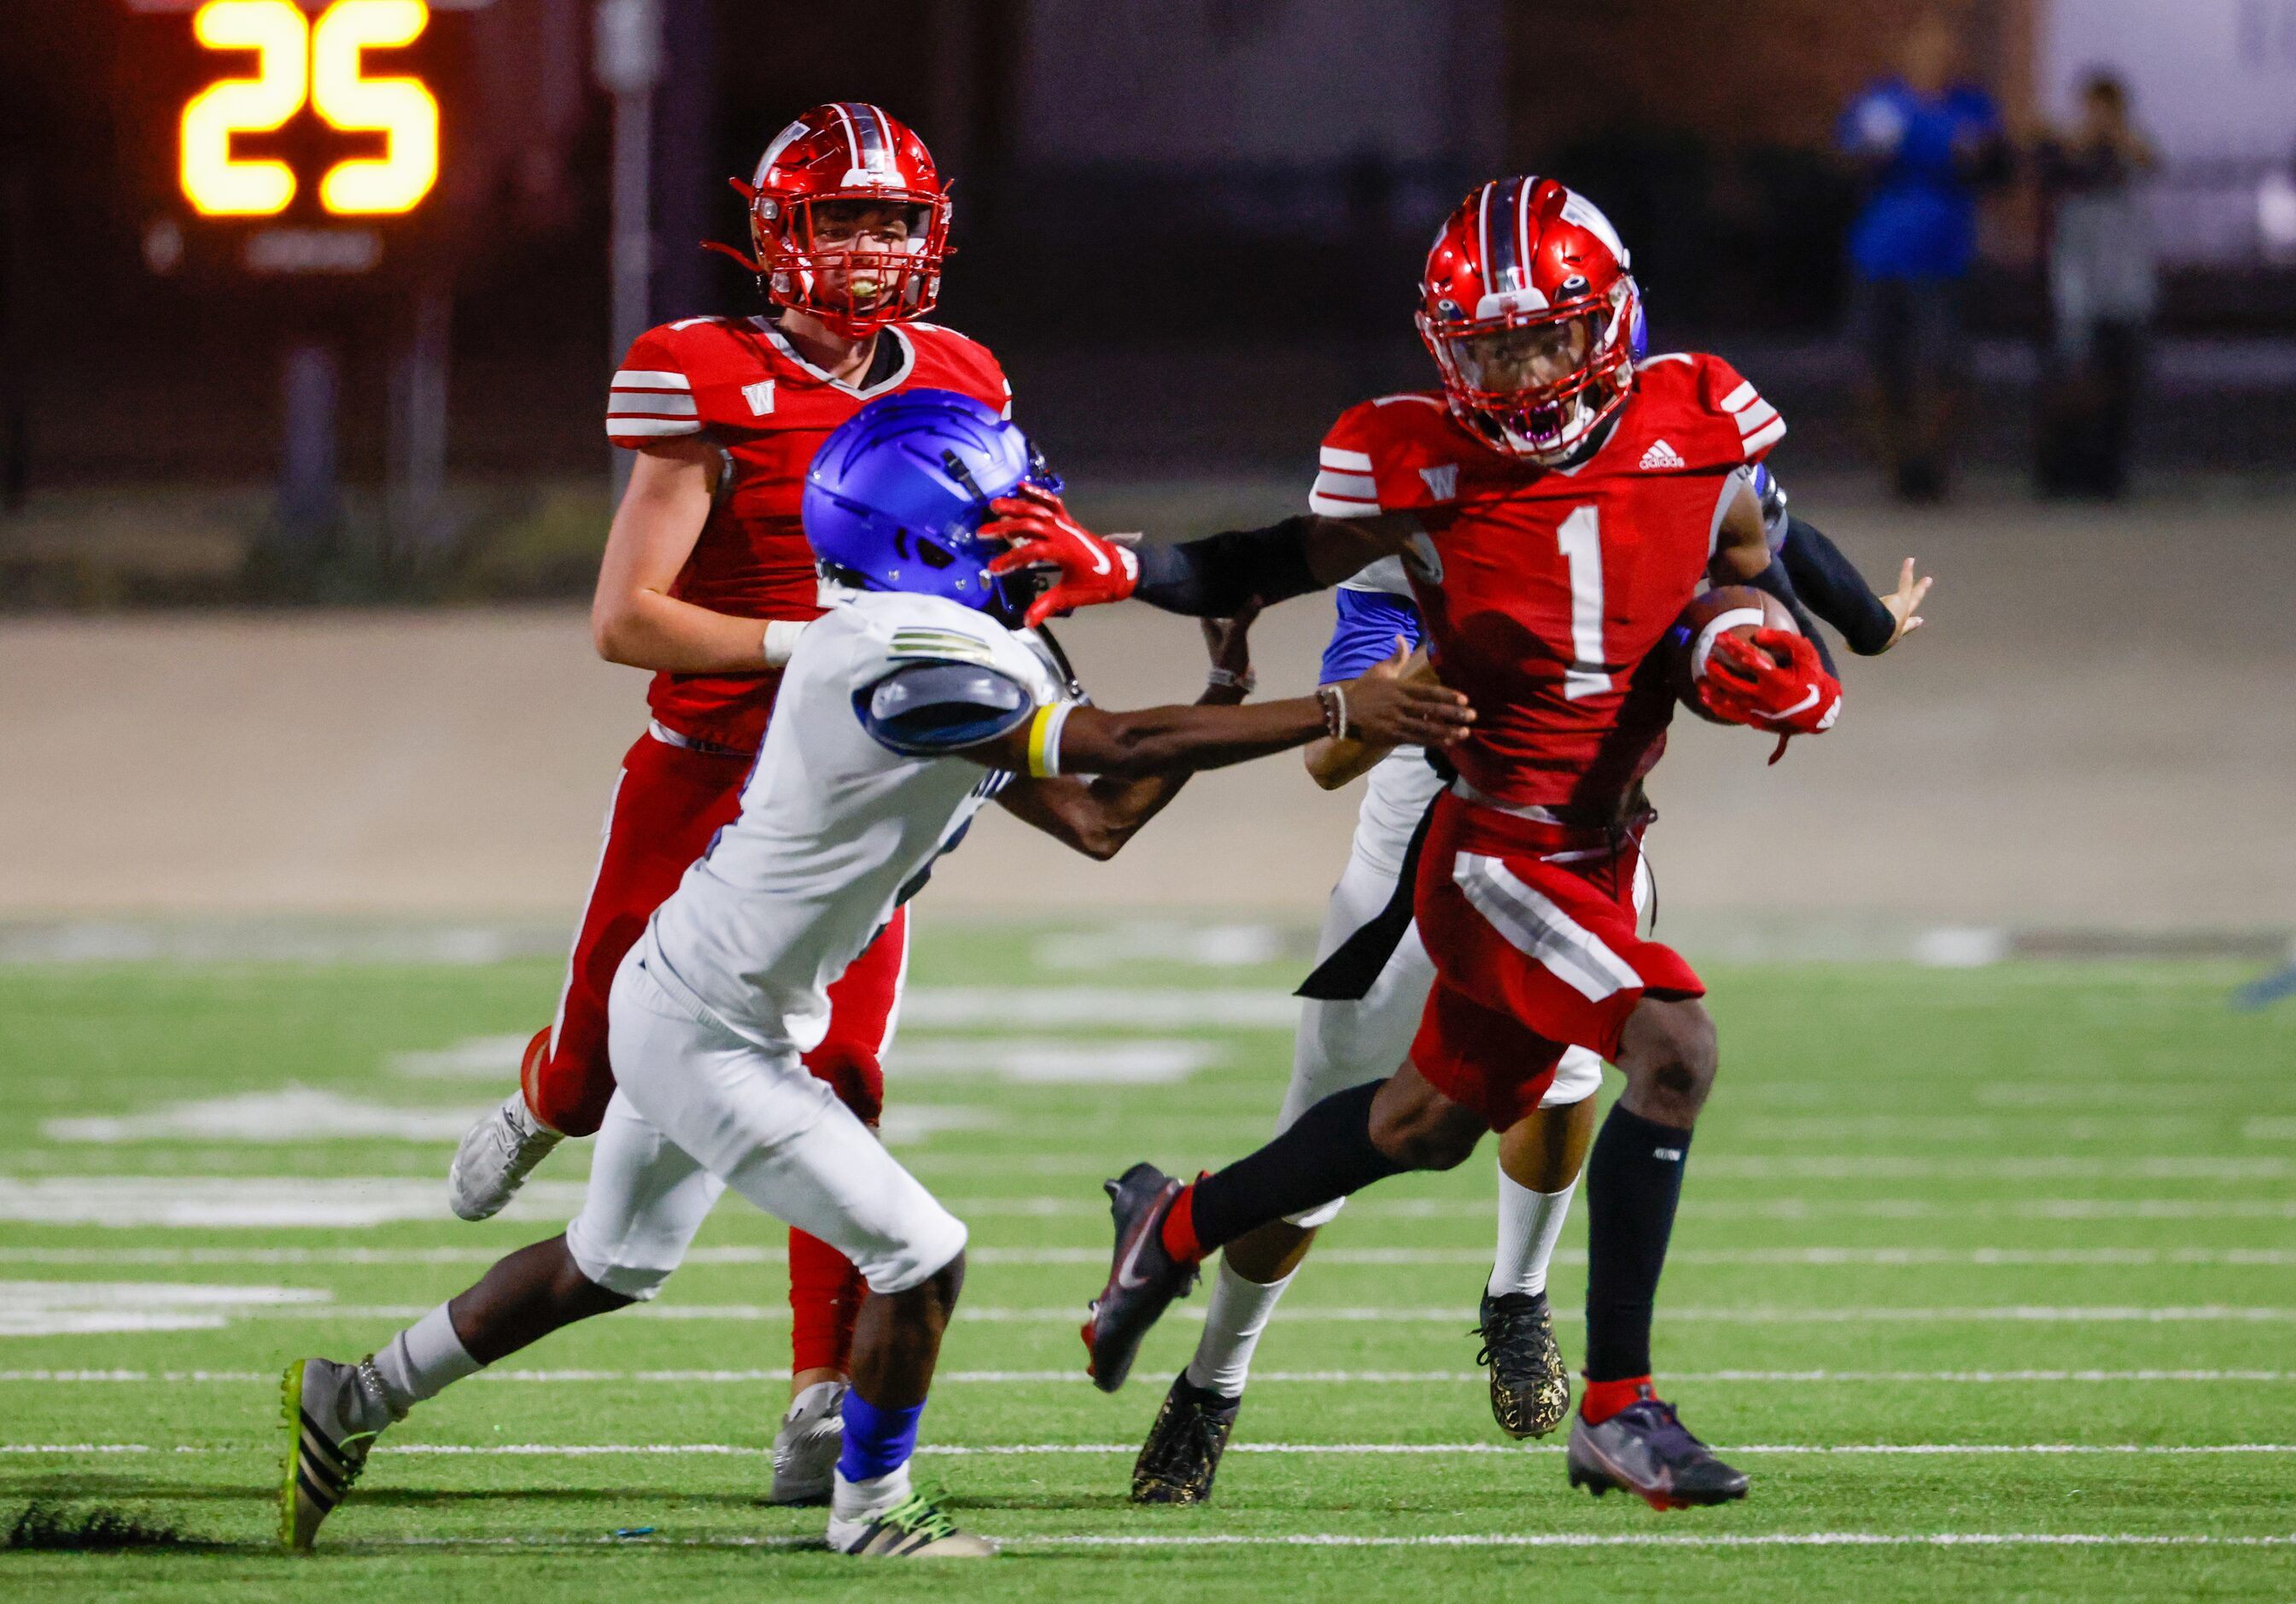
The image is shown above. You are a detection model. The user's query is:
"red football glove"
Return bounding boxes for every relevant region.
[1700,628,1842,764]
[980,483,1140,629]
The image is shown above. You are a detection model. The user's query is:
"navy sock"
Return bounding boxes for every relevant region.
[837,1390,925,1484]
[1583,1103,1693,1383]
[1189,1081,1404,1251]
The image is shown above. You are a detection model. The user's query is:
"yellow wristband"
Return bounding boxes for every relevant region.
[1026,702,1072,778]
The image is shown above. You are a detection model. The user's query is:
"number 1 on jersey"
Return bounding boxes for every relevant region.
[1556,505,1610,700]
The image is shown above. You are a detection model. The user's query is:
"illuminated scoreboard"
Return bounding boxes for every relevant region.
[121,0,488,278]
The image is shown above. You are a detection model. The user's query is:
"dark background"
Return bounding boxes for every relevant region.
[2,0,2292,579]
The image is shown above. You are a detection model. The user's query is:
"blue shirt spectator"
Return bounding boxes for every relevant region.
[1838,78,2003,281]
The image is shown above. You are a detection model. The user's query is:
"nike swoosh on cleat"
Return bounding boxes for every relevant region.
[1113,1215,1157,1291]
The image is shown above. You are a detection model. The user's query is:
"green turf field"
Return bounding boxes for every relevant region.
[2,924,2293,1600]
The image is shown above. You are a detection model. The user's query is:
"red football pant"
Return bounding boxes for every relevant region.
[1410,789,1703,1132]
[521,728,910,1376]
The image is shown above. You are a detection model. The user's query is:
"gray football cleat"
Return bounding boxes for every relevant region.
[447,1092,562,1221]
[282,1356,397,1550]
[768,1379,847,1506]
[1566,1388,1750,1509]
[830,1490,999,1558]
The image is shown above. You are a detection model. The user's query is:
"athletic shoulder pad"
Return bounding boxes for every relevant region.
[854,660,1035,756]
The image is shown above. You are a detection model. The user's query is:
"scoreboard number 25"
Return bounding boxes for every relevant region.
[180,0,439,218]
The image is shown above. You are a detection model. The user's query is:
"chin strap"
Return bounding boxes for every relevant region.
[701,237,764,273]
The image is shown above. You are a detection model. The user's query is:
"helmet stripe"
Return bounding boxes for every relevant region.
[840,102,886,166]
[826,102,863,168]
[862,103,897,161]
[1475,181,1496,299]
[1514,176,1534,293]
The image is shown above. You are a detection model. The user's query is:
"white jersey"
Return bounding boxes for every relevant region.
[638,591,1069,1051]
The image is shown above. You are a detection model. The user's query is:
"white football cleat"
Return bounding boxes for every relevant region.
[828,1490,999,1558]
[447,1092,562,1221]
[769,1379,848,1505]
[282,1356,396,1550]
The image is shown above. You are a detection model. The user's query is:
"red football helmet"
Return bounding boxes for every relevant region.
[1417,177,1641,463]
[718,103,952,337]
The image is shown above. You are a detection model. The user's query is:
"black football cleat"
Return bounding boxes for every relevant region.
[1566,1388,1750,1509]
[1130,1372,1241,1504]
[1081,1162,1200,1394]
[1473,1290,1570,1439]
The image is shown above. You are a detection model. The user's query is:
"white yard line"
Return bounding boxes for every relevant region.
[342,1531,2296,1551]
[3,1244,2291,1269]
[6,1367,2288,1385]
[7,1442,2295,1459]
[1693,1156,2295,1181]
[1012,1532,2293,1548]
[901,987,1300,1028]
[205,1302,2296,1326]
[0,1246,783,1267]
[6,1181,2292,1226]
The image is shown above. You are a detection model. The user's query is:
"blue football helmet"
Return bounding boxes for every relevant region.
[803,389,1061,621]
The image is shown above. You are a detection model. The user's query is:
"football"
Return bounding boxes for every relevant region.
[1668,583,1801,723]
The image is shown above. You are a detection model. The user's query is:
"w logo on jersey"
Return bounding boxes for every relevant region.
[1418,464,1459,501]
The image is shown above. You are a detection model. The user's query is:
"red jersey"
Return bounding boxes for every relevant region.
[605,315,1013,751]
[1311,353,1785,814]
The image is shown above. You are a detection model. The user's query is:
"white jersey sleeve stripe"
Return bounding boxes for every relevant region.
[1313,469,1379,500]
[1741,416,1787,456]
[1309,493,1382,518]
[1719,379,1758,413]
[607,418,704,438]
[610,393,698,418]
[1319,446,1375,472]
[613,370,691,391]
[1734,399,1779,435]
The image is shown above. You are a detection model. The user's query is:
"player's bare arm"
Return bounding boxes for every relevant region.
[590,437,809,674]
[1304,639,1432,790]
[961,663,1469,782]
[997,613,1257,859]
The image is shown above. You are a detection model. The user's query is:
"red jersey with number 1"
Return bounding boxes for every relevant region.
[1309,353,1785,814]
[605,314,1013,752]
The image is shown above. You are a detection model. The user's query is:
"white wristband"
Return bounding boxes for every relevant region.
[762,619,808,668]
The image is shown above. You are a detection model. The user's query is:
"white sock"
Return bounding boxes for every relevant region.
[1183,1258,1295,1398]
[369,1303,482,1415]
[1487,1162,1579,1299]
[832,1462,912,1525]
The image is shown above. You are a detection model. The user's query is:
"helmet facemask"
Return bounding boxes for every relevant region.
[733,190,951,337]
[1421,278,1638,465]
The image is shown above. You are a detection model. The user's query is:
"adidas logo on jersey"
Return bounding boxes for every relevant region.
[1639,438,1685,471]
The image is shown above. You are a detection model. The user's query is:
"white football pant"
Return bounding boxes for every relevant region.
[565,952,966,1301]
